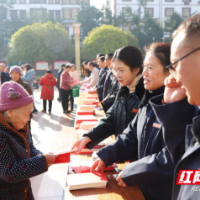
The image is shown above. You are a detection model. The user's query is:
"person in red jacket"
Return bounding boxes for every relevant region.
[39,70,57,114]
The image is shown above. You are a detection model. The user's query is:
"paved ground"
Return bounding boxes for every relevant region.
[30,88,78,200]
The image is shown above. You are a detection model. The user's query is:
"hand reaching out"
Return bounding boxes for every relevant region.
[116,171,127,187]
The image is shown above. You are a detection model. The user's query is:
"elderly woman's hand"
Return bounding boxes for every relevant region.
[45,153,58,167]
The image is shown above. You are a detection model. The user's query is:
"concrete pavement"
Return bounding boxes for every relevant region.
[30,89,78,200]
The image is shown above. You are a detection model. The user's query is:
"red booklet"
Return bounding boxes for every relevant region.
[72,163,117,173]
[53,150,75,164]
[77,110,95,115]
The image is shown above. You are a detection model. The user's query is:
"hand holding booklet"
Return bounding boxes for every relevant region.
[53,149,76,164]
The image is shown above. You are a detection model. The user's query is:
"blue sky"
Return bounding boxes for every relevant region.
[90,0,104,9]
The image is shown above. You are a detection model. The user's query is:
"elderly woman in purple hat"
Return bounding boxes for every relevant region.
[0,81,57,200]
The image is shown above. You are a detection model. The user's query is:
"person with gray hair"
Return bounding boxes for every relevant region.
[0,81,57,200]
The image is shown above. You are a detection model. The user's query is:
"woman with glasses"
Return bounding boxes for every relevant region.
[72,45,145,153]
[90,43,177,200]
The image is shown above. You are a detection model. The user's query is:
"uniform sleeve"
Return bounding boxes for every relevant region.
[0,136,47,184]
[121,146,175,186]
[96,114,139,167]
[150,95,198,164]
[84,103,116,149]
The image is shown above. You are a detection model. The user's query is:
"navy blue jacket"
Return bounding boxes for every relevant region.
[96,67,108,101]
[84,86,141,150]
[0,72,11,84]
[102,70,113,99]
[102,75,121,112]
[97,90,175,200]
[150,95,199,200]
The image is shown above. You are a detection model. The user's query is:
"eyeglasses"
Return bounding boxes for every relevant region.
[112,68,129,77]
[166,47,200,79]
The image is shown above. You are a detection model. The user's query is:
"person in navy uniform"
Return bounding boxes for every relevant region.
[102,53,121,112]
[93,56,108,101]
[72,46,145,154]
[89,43,182,200]
[102,53,114,99]
[150,14,200,200]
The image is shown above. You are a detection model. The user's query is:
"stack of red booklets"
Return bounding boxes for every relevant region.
[77,105,96,116]
[67,172,108,190]
[75,115,97,129]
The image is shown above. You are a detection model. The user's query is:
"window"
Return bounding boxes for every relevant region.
[82,0,89,3]
[122,7,132,16]
[0,6,7,20]
[71,8,79,19]
[49,10,54,18]
[146,0,154,2]
[19,10,26,20]
[55,10,61,19]
[63,8,79,19]
[182,8,191,17]
[31,8,47,18]
[11,10,18,20]
[63,8,70,19]
[107,0,109,5]
[165,8,174,16]
[30,0,46,3]
[49,0,54,3]
[55,0,60,3]
[145,8,154,17]
[19,0,26,3]
[165,0,174,2]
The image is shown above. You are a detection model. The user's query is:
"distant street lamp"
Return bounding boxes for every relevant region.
[152,36,155,43]
[72,23,81,80]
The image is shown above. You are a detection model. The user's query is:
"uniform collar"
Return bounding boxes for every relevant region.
[139,86,165,108]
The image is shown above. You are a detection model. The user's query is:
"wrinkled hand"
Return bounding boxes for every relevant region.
[90,158,105,172]
[164,75,186,103]
[71,136,91,154]
[116,171,127,187]
[45,153,58,167]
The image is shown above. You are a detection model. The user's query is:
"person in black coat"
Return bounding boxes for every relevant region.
[93,56,108,101]
[72,45,145,154]
[102,75,121,112]
[0,63,11,84]
[90,43,177,200]
[103,53,114,99]
[149,14,200,200]
[102,53,121,112]
[56,64,65,102]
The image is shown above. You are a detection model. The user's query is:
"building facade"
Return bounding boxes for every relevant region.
[5,0,90,37]
[104,0,200,23]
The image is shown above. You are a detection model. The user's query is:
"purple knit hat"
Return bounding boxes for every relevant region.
[0,81,34,112]
[9,66,22,76]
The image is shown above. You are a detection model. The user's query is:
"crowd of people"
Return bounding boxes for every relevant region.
[0,13,200,200]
